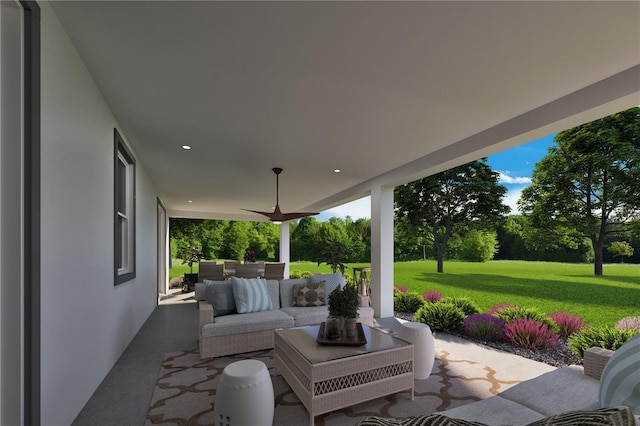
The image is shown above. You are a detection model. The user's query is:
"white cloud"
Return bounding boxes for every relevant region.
[504,188,524,214]
[498,171,532,185]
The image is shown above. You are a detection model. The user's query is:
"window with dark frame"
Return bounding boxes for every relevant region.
[114,129,136,284]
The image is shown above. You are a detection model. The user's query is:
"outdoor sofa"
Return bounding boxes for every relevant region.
[197,273,375,360]
[357,335,640,425]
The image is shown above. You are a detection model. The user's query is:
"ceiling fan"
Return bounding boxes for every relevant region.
[242,167,318,224]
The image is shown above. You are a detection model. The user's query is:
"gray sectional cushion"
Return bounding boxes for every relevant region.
[205,281,237,317]
[201,309,294,337]
[265,279,280,309]
[499,365,600,417]
[309,273,345,297]
[280,306,330,327]
[442,396,545,425]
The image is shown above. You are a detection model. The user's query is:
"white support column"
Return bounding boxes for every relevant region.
[370,185,395,318]
[279,222,291,278]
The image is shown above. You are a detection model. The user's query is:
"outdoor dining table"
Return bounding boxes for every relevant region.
[224,268,266,277]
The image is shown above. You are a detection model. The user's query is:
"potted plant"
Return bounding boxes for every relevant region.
[243,249,257,263]
[317,238,352,275]
[177,242,203,291]
[328,283,360,337]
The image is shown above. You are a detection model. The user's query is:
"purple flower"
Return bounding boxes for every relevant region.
[422,290,443,303]
[504,319,559,350]
[549,312,586,338]
[463,314,505,342]
[616,316,640,331]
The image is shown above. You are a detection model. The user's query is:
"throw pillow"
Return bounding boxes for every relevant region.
[356,407,636,426]
[356,414,486,426]
[230,276,273,314]
[292,281,326,307]
[309,273,345,297]
[526,406,635,426]
[599,333,640,415]
[205,281,237,317]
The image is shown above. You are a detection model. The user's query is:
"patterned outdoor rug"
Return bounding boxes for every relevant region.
[146,334,556,425]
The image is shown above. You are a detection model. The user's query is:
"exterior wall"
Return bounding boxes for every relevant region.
[1,2,26,424]
[39,3,157,424]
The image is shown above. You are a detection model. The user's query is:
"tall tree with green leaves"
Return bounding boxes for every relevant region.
[395,159,509,273]
[607,241,634,263]
[519,107,640,276]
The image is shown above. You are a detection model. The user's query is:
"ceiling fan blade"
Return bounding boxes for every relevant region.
[241,208,276,217]
[242,168,319,222]
[281,211,319,221]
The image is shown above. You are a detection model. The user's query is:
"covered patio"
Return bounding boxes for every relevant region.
[75,293,601,426]
[2,1,638,424]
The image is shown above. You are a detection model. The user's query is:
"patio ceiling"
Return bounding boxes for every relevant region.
[50,1,640,221]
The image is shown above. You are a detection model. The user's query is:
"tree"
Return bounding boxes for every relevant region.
[459,230,498,262]
[395,159,509,272]
[316,220,354,274]
[607,241,634,263]
[519,107,640,275]
[224,221,252,260]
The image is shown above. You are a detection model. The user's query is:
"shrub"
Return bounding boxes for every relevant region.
[169,277,183,288]
[290,270,312,279]
[504,319,559,350]
[458,230,498,262]
[394,292,425,313]
[567,326,640,357]
[488,303,519,315]
[422,290,443,303]
[548,312,586,338]
[415,303,465,332]
[494,306,557,332]
[394,285,408,293]
[615,316,640,331]
[441,297,480,316]
[463,314,506,342]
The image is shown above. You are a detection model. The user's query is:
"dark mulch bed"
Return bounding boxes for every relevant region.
[394,312,583,368]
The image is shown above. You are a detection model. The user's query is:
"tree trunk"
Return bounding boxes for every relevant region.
[593,240,604,276]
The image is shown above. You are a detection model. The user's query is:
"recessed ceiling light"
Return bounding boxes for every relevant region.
[182,145,192,150]
[334,169,341,173]
[188,200,193,203]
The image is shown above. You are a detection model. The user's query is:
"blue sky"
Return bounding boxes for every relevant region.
[318,134,556,220]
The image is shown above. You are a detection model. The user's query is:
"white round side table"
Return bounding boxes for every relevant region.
[213,359,274,426]
[399,322,435,380]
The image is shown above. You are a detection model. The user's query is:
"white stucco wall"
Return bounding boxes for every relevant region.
[39,3,158,424]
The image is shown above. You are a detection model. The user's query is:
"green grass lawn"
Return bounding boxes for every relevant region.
[171,259,639,328]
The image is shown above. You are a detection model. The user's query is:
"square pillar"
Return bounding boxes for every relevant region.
[370,185,394,318]
[279,222,290,278]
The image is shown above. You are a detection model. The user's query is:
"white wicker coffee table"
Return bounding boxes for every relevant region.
[274,324,414,425]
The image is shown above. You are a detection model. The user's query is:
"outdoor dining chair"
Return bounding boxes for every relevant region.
[234,263,260,278]
[264,263,285,280]
[198,262,224,281]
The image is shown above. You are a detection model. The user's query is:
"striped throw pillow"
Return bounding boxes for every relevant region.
[231,277,273,314]
[599,333,640,415]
